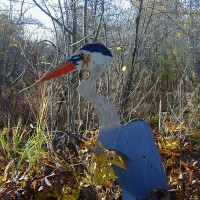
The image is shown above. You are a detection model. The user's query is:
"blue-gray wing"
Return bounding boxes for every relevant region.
[98,119,168,200]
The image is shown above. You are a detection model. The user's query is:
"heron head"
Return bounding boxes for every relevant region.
[38,43,113,83]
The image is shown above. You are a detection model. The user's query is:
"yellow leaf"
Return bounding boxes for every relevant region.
[116,47,122,51]
[176,32,181,37]
[165,140,179,149]
[0,173,8,182]
[166,143,172,149]
[109,159,127,170]
[172,141,179,147]
[122,66,127,71]
[31,180,37,190]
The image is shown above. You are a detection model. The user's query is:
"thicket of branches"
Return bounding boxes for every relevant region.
[0,0,199,131]
[0,0,199,199]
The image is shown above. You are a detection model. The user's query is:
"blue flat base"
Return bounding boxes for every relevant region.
[98,119,168,200]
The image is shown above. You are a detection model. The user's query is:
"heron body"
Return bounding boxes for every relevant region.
[98,120,168,199]
[39,43,168,199]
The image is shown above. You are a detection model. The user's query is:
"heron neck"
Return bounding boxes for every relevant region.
[77,66,121,132]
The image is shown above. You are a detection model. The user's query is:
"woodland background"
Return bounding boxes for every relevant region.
[0,0,199,199]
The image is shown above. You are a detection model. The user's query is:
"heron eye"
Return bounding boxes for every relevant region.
[80,52,84,57]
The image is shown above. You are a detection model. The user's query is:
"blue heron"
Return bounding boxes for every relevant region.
[38,43,168,199]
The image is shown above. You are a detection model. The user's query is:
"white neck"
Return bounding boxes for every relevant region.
[77,64,121,132]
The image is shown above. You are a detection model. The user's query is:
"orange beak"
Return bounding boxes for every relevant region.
[38,61,76,84]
